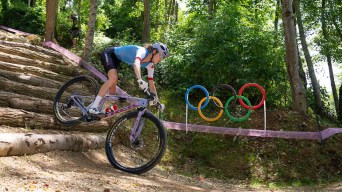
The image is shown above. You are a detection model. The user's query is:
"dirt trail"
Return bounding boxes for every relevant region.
[0,149,254,192]
[1,148,342,192]
[0,126,342,191]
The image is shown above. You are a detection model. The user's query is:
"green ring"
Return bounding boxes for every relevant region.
[224,96,252,122]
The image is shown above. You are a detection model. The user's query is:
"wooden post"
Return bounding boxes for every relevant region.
[44,0,58,42]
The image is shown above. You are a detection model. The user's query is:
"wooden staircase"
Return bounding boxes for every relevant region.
[0,29,109,133]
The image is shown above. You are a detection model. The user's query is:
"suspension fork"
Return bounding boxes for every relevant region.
[130,108,146,142]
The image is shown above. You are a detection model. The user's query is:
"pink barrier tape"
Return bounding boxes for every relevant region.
[162,121,342,140]
[0,25,33,36]
[42,41,129,97]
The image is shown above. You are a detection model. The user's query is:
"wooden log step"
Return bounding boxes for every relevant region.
[0,40,86,69]
[0,76,59,101]
[0,30,28,43]
[0,52,83,77]
[0,40,62,59]
[0,68,63,89]
[0,61,70,82]
[0,43,65,65]
[0,107,109,132]
[0,91,54,114]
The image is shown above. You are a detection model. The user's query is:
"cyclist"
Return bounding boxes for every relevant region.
[68,13,80,48]
[88,42,170,114]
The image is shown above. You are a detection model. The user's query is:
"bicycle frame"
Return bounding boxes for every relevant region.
[68,93,149,141]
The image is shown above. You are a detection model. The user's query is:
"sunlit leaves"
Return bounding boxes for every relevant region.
[159,0,287,108]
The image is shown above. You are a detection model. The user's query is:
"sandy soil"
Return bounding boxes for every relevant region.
[0,149,258,192]
[1,127,342,191]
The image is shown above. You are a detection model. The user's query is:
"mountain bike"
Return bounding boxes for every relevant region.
[53,75,167,174]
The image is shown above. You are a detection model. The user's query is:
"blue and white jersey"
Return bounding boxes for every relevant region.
[114,45,155,80]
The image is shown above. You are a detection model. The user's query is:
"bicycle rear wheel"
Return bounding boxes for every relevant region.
[53,75,98,125]
[105,110,167,174]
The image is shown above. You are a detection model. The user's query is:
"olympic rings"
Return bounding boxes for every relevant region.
[238,83,266,110]
[198,96,224,122]
[185,85,210,110]
[211,84,237,108]
[184,83,266,122]
[225,95,252,122]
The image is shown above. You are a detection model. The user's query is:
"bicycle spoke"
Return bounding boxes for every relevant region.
[53,76,98,125]
[105,111,166,174]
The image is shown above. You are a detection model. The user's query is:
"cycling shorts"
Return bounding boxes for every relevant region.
[99,47,121,73]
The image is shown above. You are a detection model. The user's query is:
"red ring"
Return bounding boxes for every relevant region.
[238,83,266,110]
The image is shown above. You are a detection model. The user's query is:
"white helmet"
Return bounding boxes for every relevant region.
[152,42,170,58]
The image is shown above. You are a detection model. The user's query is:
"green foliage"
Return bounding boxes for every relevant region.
[103,0,143,40]
[55,0,109,48]
[0,1,45,35]
[159,1,287,108]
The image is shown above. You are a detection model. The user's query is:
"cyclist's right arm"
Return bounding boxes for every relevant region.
[133,57,142,80]
[134,48,150,92]
[133,47,148,81]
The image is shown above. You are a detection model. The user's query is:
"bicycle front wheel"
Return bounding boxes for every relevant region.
[105,110,167,174]
[53,75,98,125]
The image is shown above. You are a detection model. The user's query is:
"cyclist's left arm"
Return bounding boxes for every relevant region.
[146,63,165,110]
[146,63,157,96]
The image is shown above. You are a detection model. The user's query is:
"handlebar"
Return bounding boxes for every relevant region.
[143,90,164,111]
[144,89,153,99]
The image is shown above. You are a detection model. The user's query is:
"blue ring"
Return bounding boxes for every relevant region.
[185,85,210,110]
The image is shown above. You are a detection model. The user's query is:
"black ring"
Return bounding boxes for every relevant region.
[211,84,237,109]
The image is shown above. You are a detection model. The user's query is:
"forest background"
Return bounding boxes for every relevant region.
[1,0,342,188]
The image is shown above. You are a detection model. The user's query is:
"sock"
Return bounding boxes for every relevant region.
[91,96,102,109]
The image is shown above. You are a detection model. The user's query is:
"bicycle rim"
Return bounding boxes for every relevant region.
[53,76,98,125]
[105,111,167,174]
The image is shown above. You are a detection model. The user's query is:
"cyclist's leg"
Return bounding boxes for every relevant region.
[89,48,119,114]
[98,69,118,97]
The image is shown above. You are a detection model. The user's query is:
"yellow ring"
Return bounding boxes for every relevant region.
[197,96,223,122]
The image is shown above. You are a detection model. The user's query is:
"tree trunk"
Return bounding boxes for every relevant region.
[1,0,10,11]
[175,1,178,22]
[339,85,342,122]
[329,0,342,41]
[82,0,99,62]
[142,0,151,43]
[77,0,82,28]
[170,0,175,22]
[44,0,58,42]
[208,0,215,19]
[332,19,342,41]
[281,0,308,113]
[29,0,36,7]
[0,133,105,156]
[297,48,307,90]
[294,0,323,114]
[166,0,170,23]
[154,0,160,33]
[321,0,339,115]
[274,0,280,32]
